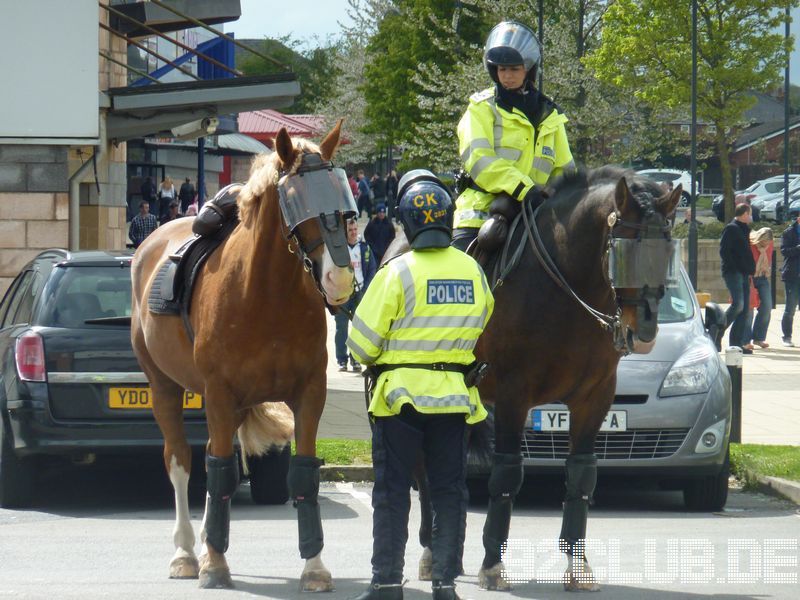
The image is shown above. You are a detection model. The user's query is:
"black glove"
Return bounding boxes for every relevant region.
[523,186,547,210]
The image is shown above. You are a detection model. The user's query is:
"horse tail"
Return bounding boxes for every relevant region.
[467,407,495,472]
[237,402,295,472]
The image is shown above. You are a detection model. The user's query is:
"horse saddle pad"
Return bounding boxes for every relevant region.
[147,216,238,316]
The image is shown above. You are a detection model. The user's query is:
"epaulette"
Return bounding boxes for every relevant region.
[470,88,495,104]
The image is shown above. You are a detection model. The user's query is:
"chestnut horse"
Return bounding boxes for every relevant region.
[400,167,680,591]
[130,123,354,590]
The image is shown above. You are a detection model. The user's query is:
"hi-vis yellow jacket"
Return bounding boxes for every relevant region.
[346,247,494,424]
[454,87,575,229]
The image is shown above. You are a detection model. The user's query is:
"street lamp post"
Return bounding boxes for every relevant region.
[784,6,791,221]
[689,0,698,288]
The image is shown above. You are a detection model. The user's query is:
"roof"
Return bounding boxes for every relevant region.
[215,133,272,155]
[733,117,800,151]
[238,109,324,137]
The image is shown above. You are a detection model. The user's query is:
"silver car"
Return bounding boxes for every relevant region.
[517,267,732,511]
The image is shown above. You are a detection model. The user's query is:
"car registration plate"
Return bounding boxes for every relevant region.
[529,409,627,432]
[108,387,203,410]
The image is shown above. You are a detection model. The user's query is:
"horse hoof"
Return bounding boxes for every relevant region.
[419,547,433,581]
[300,569,335,593]
[169,555,199,579]
[199,569,234,589]
[563,565,600,592]
[478,562,512,591]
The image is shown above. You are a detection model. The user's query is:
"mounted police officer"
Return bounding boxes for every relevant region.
[347,170,494,600]
[452,21,576,253]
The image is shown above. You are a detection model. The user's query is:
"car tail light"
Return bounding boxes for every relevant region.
[15,331,46,382]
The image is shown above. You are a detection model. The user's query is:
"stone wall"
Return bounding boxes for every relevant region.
[681,239,787,304]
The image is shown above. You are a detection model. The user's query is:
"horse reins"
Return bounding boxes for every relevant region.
[520,199,627,352]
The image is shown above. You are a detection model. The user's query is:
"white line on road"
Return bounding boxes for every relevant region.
[335,482,373,513]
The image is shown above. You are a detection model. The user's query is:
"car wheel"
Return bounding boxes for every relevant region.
[683,448,730,511]
[680,192,690,207]
[0,421,36,508]
[248,444,290,505]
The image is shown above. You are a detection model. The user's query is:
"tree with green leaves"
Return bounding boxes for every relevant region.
[586,0,796,222]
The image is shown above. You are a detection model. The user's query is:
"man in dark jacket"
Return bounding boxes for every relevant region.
[178,177,196,214]
[364,203,396,263]
[719,203,756,352]
[780,214,800,346]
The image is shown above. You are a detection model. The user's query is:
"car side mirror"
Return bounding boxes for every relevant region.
[704,301,726,351]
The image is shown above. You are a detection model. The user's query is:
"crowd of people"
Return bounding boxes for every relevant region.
[129,175,202,248]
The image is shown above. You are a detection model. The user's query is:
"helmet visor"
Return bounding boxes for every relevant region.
[484,22,540,71]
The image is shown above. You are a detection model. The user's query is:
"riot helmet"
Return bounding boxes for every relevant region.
[396,170,454,250]
[483,21,541,85]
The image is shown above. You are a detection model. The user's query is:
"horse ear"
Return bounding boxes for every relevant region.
[614,177,634,213]
[275,127,295,169]
[659,183,682,217]
[319,119,344,161]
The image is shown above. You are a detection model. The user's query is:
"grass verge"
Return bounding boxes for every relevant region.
[292,438,372,465]
[730,443,800,488]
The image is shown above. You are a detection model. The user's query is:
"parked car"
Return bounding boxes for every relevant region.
[635,169,696,207]
[789,196,800,221]
[759,187,800,222]
[469,266,732,511]
[714,175,800,222]
[0,249,287,508]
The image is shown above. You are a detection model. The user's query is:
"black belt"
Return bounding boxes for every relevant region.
[367,362,471,377]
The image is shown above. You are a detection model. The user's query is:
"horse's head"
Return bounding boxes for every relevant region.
[609,176,681,353]
[273,121,356,305]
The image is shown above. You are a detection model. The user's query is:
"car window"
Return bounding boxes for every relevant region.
[39,265,132,328]
[0,271,34,328]
[658,273,695,323]
[763,182,785,194]
[11,271,43,325]
[0,274,26,327]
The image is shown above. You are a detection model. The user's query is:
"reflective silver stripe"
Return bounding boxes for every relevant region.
[346,336,380,363]
[457,209,490,221]
[394,257,417,319]
[47,372,149,384]
[461,138,492,163]
[471,155,500,179]
[351,314,384,349]
[487,98,504,148]
[496,147,522,161]
[478,270,490,325]
[532,157,554,176]
[384,337,478,353]
[392,314,485,330]
[386,387,474,412]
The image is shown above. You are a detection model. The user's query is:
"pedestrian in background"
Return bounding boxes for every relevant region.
[129,201,158,249]
[745,227,773,350]
[364,203,396,264]
[160,201,181,225]
[178,177,196,214]
[335,218,377,372]
[158,176,176,222]
[140,176,157,216]
[385,170,399,221]
[780,214,800,347]
[357,170,372,218]
[370,173,386,216]
[719,203,755,353]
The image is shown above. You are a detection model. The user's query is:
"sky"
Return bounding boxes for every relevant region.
[226,0,355,48]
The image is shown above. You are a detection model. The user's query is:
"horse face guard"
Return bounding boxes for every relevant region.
[277,152,357,284]
[608,192,680,346]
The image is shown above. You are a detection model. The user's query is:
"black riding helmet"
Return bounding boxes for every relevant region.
[483,21,541,86]
[396,170,454,250]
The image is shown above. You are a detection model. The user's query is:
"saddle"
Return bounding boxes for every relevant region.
[469,194,525,288]
[147,186,241,341]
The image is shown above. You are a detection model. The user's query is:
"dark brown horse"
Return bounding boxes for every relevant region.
[403,166,680,591]
[130,123,354,590]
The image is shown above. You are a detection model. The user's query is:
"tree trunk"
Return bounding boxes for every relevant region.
[716,128,735,222]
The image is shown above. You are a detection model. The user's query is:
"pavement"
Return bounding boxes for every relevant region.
[317,301,800,446]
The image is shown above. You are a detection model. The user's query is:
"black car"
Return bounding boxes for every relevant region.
[0,249,286,508]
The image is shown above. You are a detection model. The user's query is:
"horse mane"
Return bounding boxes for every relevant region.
[236,137,322,227]
[548,165,663,216]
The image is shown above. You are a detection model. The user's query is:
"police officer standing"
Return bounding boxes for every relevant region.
[452,21,576,252]
[347,170,494,600]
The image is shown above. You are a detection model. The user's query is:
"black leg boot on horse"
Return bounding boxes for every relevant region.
[200,454,239,589]
[288,455,333,592]
[479,452,524,590]
[560,453,600,592]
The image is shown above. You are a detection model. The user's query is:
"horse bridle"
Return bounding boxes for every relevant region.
[520,188,670,354]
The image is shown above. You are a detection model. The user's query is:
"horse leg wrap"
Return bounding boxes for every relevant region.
[482,453,524,568]
[205,454,240,554]
[559,453,597,555]
[288,455,324,559]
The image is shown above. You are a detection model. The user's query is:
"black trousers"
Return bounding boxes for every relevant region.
[370,406,468,585]
[451,227,479,253]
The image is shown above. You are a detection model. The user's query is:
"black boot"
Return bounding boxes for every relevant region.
[350,582,403,600]
[432,581,460,600]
